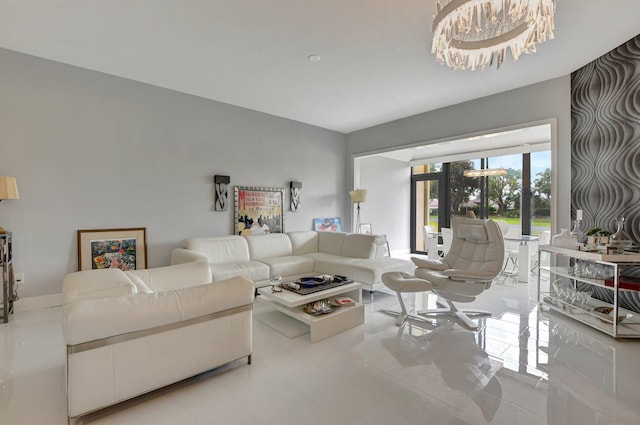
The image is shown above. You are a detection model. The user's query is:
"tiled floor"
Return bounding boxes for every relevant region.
[2,275,640,425]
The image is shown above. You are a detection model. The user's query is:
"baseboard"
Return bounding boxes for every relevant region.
[390,248,411,258]
[13,293,62,312]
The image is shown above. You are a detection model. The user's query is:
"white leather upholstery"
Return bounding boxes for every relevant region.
[287,231,319,255]
[62,269,137,304]
[382,218,504,329]
[127,261,212,292]
[245,233,293,259]
[63,264,254,420]
[64,291,183,345]
[340,234,377,259]
[211,261,270,282]
[171,231,414,292]
[183,235,251,263]
[317,231,347,255]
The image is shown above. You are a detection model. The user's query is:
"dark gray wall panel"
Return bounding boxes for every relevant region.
[571,35,640,241]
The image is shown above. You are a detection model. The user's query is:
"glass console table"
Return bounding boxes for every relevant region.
[537,244,640,338]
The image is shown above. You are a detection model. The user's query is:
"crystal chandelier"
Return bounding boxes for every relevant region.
[431,0,555,71]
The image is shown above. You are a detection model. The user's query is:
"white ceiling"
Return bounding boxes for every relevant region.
[1,1,639,134]
[372,123,551,164]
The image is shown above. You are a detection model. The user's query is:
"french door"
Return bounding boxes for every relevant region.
[410,165,447,253]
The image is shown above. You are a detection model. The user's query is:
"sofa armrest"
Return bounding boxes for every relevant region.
[63,292,182,346]
[177,276,255,321]
[62,269,137,304]
[170,248,209,265]
[63,276,255,346]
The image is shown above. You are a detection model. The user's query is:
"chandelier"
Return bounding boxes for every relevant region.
[431,0,555,71]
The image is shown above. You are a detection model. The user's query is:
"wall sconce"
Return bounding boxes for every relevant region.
[214,175,230,211]
[349,189,367,233]
[290,181,302,212]
[0,176,19,233]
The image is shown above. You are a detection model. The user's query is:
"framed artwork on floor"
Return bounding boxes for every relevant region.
[235,186,285,235]
[359,223,372,234]
[313,217,342,232]
[77,227,147,271]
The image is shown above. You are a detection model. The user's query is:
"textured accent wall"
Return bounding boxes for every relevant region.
[571,35,640,241]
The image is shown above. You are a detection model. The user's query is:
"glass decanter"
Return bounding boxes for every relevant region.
[609,216,633,253]
[570,219,582,243]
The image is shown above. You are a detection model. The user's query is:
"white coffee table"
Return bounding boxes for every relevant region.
[256,281,364,342]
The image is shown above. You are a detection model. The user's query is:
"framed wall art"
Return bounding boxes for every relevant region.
[214,174,230,211]
[235,186,285,235]
[77,227,147,271]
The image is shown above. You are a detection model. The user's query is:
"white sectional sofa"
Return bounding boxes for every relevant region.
[170,231,415,292]
[62,261,254,422]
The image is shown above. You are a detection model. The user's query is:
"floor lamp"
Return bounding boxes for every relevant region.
[349,189,367,233]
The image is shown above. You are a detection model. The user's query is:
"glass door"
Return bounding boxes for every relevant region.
[411,164,444,253]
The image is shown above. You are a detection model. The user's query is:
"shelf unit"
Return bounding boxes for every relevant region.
[256,281,364,342]
[537,244,640,338]
[1,232,16,323]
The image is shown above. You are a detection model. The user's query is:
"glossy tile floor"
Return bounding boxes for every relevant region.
[2,274,640,425]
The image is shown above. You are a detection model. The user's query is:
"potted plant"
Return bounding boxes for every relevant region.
[586,227,611,245]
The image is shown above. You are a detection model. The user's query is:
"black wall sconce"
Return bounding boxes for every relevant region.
[214,175,230,211]
[290,181,302,212]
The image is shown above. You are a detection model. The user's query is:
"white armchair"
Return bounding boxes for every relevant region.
[382,217,504,330]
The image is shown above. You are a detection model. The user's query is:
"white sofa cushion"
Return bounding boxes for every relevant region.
[211,261,269,282]
[245,233,293,259]
[317,232,347,255]
[341,234,377,259]
[63,269,137,304]
[255,256,315,278]
[63,291,183,345]
[126,261,212,292]
[182,236,250,263]
[124,273,154,294]
[314,257,416,287]
[287,231,319,255]
[174,276,255,321]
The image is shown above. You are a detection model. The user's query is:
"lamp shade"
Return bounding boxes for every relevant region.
[349,189,367,203]
[0,177,19,200]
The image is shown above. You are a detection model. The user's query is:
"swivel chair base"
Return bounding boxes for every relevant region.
[382,291,490,331]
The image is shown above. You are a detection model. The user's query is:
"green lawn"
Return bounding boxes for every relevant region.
[492,216,551,235]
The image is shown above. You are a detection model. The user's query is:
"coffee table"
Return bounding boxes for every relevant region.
[256,281,364,342]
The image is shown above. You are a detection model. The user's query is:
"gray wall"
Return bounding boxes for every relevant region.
[347,76,572,250]
[357,156,411,252]
[0,48,347,297]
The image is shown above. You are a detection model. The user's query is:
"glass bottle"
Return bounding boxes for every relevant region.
[609,216,633,253]
[570,219,582,243]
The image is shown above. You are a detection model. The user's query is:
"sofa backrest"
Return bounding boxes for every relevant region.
[341,234,378,259]
[127,261,212,293]
[317,231,347,255]
[62,268,137,305]
[444,217,504,276]
[182,236,250,264]
[287,231,319,255]
[244,233,293,259]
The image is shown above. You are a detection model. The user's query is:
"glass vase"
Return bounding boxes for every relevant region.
[609,216,633,253]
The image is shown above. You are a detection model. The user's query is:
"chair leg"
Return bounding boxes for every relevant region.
[416,298,491,331]
[380,291,414,327]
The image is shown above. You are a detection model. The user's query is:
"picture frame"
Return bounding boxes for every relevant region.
[313,217,342,232]
[235,186,285,235]
[77,227,147,271]
[359,223,372,234]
